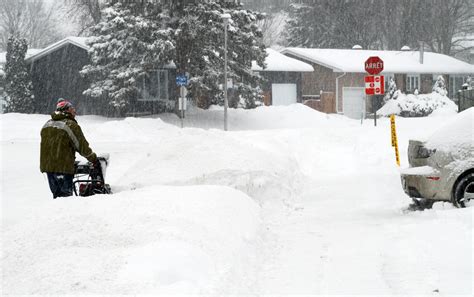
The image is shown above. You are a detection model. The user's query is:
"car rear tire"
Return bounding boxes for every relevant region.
[453,173,474,208]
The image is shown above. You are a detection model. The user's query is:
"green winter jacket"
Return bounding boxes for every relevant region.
[40,112,97,174]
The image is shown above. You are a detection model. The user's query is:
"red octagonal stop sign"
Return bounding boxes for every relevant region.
[365,56,384,75]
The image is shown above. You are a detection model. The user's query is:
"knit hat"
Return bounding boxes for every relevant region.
[56,98,74,111]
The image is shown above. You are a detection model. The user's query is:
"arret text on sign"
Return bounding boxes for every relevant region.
[364,56,384,75]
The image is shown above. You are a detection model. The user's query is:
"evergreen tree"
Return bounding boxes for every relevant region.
[285,0,382,49]
[0,68,5,112]
[174,1,267,109]
[82,0,266,112]
[4,36,35,113]
[81,1,175,113]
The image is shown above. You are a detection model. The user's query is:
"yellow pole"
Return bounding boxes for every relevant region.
[390,115,400,166]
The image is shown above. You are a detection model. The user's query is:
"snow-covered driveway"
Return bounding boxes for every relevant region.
[1,105,472,295]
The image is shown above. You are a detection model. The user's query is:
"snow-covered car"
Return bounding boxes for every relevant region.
[400,108,474,207]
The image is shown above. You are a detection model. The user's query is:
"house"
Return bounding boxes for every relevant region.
[281,47,474,119]
[252,48,314,106]
[25,36,177,116]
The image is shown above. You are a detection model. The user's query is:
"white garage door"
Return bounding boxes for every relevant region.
[343,87,366,119]
[272,83,297,106]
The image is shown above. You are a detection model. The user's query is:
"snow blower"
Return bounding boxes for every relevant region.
[73,153,111,196]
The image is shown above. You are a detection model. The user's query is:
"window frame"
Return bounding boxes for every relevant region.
[137,69,169,102]
[406,73,420,93]
[384,73,394,91]
[448,75,471,98]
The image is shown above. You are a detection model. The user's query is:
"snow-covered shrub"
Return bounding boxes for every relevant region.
[384,77,400,102]
[377,92,457,117]
[432,75,447,96]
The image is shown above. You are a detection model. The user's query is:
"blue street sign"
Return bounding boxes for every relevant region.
[176,75,187,86]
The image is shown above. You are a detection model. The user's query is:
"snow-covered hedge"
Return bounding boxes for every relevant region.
[377,92,457,117]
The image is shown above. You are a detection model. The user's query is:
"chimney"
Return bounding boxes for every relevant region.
[419,41,424,64]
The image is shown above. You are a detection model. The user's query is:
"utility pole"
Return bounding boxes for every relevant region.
[222,13,231,131]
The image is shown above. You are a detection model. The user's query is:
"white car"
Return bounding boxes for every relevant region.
[400,108,474,207]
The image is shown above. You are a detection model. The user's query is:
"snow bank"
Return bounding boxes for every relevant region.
[2,105,472,295]
[2,185,261,294]
[378,92,458,117]
[159,103,351,131]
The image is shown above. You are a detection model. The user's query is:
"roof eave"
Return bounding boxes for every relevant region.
[25,38,89,63]
[281,49,344,73]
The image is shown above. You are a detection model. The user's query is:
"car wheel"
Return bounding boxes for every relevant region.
[453,173,474,208]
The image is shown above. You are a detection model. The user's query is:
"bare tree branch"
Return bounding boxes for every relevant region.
[0,0,63,51]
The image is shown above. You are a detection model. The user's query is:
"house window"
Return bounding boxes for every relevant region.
[138,70,169,101]
[448,75,470,98]
[406,74,420,93]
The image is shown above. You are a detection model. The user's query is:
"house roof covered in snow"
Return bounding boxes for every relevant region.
[24,36,176,68]
[252,48,314,72]
[0,48,43,65]
[25,36,90,63]
[281,48,474,74]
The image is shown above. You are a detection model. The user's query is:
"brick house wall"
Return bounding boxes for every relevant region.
[420,74,433,93]
[394,74,405,93]
[299,62,336,99]
[396,73,440,94]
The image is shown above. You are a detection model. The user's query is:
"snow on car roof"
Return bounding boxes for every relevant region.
[252,48,314,72]
[282,48,474,74]
[426,107,474,153]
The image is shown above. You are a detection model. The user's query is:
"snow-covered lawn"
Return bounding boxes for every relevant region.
[1,105,472,295]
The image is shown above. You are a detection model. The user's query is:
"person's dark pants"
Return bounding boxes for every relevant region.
[47,173,74,198]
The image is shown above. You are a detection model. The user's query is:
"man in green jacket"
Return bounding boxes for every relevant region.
[40,99,98,198]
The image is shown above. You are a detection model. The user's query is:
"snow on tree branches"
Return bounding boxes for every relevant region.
[4,36,35,113]
[174,1,266,109]
[81,0,267,113]
[81,1,175,113]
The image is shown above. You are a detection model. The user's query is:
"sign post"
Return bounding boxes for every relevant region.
[364,56,385,127]
[176,74,188,128]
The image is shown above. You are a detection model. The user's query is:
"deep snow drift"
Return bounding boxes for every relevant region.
[1,104,472,295]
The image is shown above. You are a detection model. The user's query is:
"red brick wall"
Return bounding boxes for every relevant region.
[300,63,336,97]
[303,92,336,113]
[420,74,433,93]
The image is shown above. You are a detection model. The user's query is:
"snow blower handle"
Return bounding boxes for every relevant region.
[92,159,101,169]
